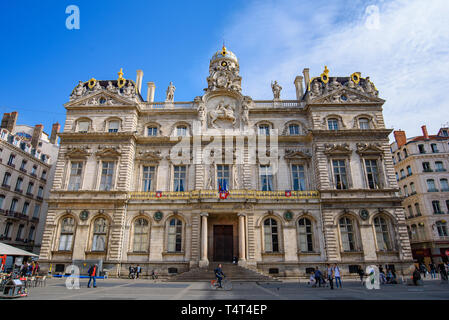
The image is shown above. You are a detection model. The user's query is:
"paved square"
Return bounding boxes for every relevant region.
[19,278,449,300]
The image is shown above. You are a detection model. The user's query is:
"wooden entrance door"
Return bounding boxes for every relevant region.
[213,225,233,262]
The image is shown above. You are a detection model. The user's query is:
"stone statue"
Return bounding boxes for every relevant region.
[329,77,342,91]
[71,81,86,100]
[166,82,175,102]
[271,81,282,99]
[363,77,378,96]
[107,81,115,93]
[309,80,322,99]
[241,103,249,126]
[347,79,356,89]
[123,82,135,97]
[93,81,102,92]
[208,99,236,128]
[206,162,215,189]
[233,165,239,189]
[198,102,206,127]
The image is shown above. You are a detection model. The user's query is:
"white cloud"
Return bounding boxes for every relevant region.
[223,0,449,138]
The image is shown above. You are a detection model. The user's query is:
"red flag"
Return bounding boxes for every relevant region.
[285,190,292,197]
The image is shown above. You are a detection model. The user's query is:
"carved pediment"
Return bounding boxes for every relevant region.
[65,146,91,158]
[323,143,352,155]
[95,146,121,158]
[136,150,162,162]
[310,88,384,104]
[356,143,383,156]
[284,149,311,159]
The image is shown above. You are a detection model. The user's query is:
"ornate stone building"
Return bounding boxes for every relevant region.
[391,125,449,265]
[39,46,413,277]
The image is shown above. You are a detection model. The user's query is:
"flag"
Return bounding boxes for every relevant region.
[156,191,162,198]
[285,190,291,197]
[219,180,229,199]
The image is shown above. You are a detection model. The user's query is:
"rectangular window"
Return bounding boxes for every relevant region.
[28,227,35,241]
[68,162,83,191]
[289,124,300,135]
[258,125,270,136]
[176,126,187,136]
[407,166,412,175]
[427,179,437,192]
[4,222,12,237]
[99,162,115,191]
[332,160,348,190]
[20,160,27,171]
[432,200,442,214]
[108,120,119,133]
[415,203,421,216]
[359,118,369,129]
[436,161,445,172]
[16,225,24,241]
[2,173,11,186]
[291,164,306,191]
[10,199,18,212]
[22,202,29,215]
[32,204,41,218]
[173,166,186,192]
[441,179,449,191]
[422,162,431,172]
[37,186,44,198]
[408,205,413,218]
[259,165,273,191]
[78,121,89,132]
[327,119,339,130]
[216,165,230,191]
[31,166,37,175]
[7,154,15,166]
[142,166,155,192]
[431,143,439,153]
[147,127,158,136]
[418,144,425,154]
[26,182,34,195]
[15,177,23,191]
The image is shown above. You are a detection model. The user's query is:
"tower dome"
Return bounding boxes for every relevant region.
[210,45,238,64]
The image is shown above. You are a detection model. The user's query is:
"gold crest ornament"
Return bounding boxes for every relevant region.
[221,45,227,57]
[351,72,361,84]
[117,68,126,88]
[88,78,97,89]
[320,66,330,84]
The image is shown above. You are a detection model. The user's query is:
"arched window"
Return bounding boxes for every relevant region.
[167,218,182,252]
[92,218,108,251]
[176,125,187,137]
[147,126,158,136]
[358,118,370,129]
[58,217,75,251]
[339,217,356,252]
[258,124,270,136]
[263,218,279,252]
[436,221,448,237]
[76,119,91,133]
[288,124,300,135]
[373,216,392,251]
[298,218,313,252]
[327,118,339,130]
[108,120,120,133]
[133,218,149,252]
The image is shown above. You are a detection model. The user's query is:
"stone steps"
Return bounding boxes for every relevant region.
[168,263,280,282]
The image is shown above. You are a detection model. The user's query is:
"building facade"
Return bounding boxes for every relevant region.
[39,47,413,277]
[391,125,449,265]
[0,112,60,255]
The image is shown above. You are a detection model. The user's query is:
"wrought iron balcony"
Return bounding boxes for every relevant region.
[129,189,320,201]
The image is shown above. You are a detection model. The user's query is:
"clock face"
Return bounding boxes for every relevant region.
[154,211,163,221]
[221,61,227,67]
[360,209,369,221]
[283,211,293,221]
[80,210,89,221]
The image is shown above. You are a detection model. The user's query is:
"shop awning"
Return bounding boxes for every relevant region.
[0,243,38,256]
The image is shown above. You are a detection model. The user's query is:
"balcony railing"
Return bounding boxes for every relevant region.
[143,100,303,110]
[129,189,320,201]
[19,167,27,173]
[7,162,15,168]
[36,195,43,201]
[441,188,449,192]
[423,168,433,172]
[428,188,439,192]
[1,183,10,190]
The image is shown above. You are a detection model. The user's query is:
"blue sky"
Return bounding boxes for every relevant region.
[1,0,448,139]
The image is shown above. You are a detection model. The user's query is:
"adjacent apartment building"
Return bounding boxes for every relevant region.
[0,111,60,254]
[38,46,413,278]
[391,125,449,265]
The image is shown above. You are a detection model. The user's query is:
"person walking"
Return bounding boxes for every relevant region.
[214,264,225,288]
[87,264,98,288]
[412,267,421,286]
[136,265,141,279]
[326,264,334,290]
[357,266,365,285]
[439,263,448,282]
[429,262,437,279]
[333,264,342,288]
[419,263,428,279]
[314,266,323,288]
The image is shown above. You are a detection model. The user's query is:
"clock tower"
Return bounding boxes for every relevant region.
[205,45,242,93]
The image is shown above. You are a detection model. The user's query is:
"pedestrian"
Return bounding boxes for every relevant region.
[412,267,421,286]
[151,270,158,280]
[326,264,334,290]
[333,264,342,288]
[87,264,98,288]
[357,266,365,285]
[136,265,141,279]
[419,263,428,279]
[314,266,322,288]
[308,270,316,287]
[439,263,448,281]
[429,262,437,279]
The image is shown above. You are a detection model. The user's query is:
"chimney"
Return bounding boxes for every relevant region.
[302,68,310,91]
[50,122,61,144]
[294,76,304,100]
[2,111,18,132]
[393,130,407,148]
[1,113,10,130]
[147,82,155,102]
[136,70,144,94]
[421,125,429,140]
[31,124,44,148]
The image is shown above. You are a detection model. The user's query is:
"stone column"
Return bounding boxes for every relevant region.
[199,212,209,267]
[238,213,247,266]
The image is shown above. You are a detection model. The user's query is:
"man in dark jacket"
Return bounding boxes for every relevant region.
[214,264,225,288]
[87,264,98,288]
[412,267,421,286]
[314,267,323,288]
